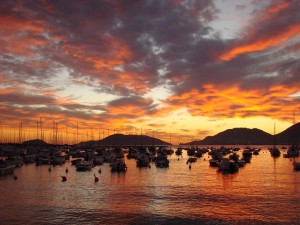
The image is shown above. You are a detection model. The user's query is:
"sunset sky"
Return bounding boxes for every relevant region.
[0,0,299,144]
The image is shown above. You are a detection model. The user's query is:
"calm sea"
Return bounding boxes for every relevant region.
[0,146,299,225]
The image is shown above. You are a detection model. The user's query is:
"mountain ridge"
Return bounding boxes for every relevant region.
[184,122,300,145]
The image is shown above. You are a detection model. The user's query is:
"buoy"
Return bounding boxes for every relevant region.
[65,168,68,173]
[13,175,18,180]
[48,167,51,172]
[98,168,101,174]
[178,157,179,161]
[94,173,99,182]
[61,176,67,182]
[148,164,151,169]
[189,164,191,169]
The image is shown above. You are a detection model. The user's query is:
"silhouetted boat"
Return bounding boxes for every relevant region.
[209,159,218,167]
[218,158,239,173]
[111,159,127,172]
[23,154,37,164]
[155,155,169,168]
[270,123,280,157]
[237,159,245,167]
[284,145,299,158]
[93,156,104,165]
[71,158,82,166]
[253,149,260,155]
[76,161,93,171]
[136,156,150,168]
[186,157,197,164]
[175,147,182,156]
[0,158,15,176]
[293,160,300,170]
[269,147,281,157]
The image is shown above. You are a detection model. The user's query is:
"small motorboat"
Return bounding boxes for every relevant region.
[75,161,93,171]
[111,159,127,172]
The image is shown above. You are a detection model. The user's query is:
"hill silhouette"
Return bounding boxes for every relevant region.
[184,122,300,145]
[80,134,170,146]
[276,122,300,145]
[186,128,273,145]
[22,139,48,146]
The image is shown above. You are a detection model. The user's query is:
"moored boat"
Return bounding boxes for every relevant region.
[51,156,66,165]
[23,154,37,164]
[136,156,150,168]
[209,159,219,167]
[71,158,82,166]
[155,155,169,168]
[76,160,93,171]
[218,158,239,173]
[175,147,182,156]
[284,145,299,158]
[186,157,197,164]
[269,147,281,157]
[237,159,245,167]
[293,161,300,170]
[93,156,104,165]
[0,158,15,176]
[111,159,127,172]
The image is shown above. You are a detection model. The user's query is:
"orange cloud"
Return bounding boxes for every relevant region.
[106,98,153,118]
[0,14,48,56]
[220,23,300,61]
[60,35,155,94]
[0,77,8,82]
[62,35,132,71]
[165,84,300,120]
[0,88,16,94]
[0,14,45,33]
[267,1,290,14]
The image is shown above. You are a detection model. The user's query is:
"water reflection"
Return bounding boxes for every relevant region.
[0,146,299,224]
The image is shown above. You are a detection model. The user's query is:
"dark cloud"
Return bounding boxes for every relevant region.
[0,0,300,137]
[107,95,159,116]
[0,92,56,105]
[0,0,218,95]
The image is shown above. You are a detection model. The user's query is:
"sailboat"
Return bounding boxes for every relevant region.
[290,117,300,170]
[284,117,299,158]
[285,144,299,158]
[293,158,300,170]
[269,123,281,157]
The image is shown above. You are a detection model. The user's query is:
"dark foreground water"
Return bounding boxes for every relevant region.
[1,146,299,225]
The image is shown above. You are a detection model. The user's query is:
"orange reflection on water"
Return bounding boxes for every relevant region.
[0,146,299,224]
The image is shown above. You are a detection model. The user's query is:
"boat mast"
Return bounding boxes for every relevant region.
[19,121,23,144]
[0,121,2,143]
[169,132,171,150]
[37,121,39,140]
[140,127,143,147]
[152,130,154,147]
[56,122,58,145]
[40,117,43,141]
[273,123,276,148]
[76,121,79,145]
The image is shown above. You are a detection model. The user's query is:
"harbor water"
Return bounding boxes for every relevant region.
[0,146,299,225]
